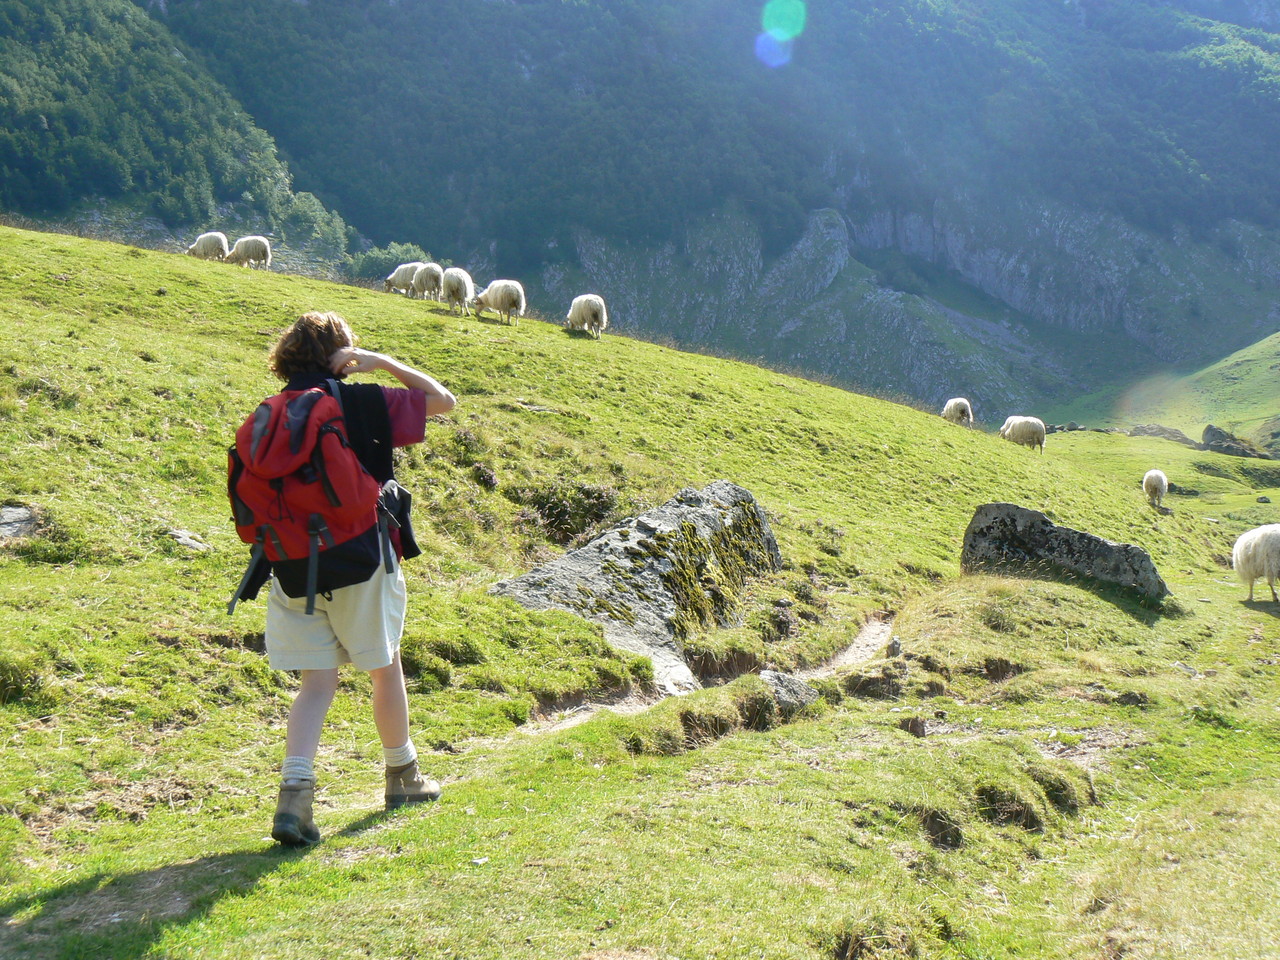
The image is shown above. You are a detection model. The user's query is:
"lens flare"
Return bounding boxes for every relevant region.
[762,0,806,41]
[755,32,793,68]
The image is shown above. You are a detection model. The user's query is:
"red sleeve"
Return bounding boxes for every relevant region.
[381,386,427,447]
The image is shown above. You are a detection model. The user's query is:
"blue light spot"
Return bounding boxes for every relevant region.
[755,32,793,68]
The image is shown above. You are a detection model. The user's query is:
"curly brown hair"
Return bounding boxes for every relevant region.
[267,311,358,380]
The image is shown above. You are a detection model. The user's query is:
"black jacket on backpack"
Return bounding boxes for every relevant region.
[234,371,421,603]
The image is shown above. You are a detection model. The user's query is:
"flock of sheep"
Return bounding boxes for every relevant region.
[186,231,608,336]
[187,231,272,269]
[940,396,1278,603]
[188,231,1280,605]
[382,259,608,339]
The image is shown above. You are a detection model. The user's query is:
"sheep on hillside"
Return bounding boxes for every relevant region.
[187,231,228,261]
[565,294,609,339]
[1233,524,1280,602]
[441,266,475,316]
[384,262,424,295]
[225,235,272,269]
[411,262,444,301]
[1142,469,1168,508]
[999,415,1046,453]
[474,279,526,325]
[941,397,973,427]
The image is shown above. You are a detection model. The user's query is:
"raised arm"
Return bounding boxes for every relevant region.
[329,347,457,416]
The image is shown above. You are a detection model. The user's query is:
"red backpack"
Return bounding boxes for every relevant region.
[227,379,394,614]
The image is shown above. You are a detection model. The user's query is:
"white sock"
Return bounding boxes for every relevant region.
[383,741,417,769]
[281,755,315,785]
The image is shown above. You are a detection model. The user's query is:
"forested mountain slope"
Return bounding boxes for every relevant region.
[138,0,1280,416]
[0,0,347,253]
[5,0,1280,418]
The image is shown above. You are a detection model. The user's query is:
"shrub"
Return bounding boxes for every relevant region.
[343,241,432,282]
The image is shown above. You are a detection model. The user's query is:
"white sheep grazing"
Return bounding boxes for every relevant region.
[941,397,973,427]
[1233,524,1280,601]
[999,415,1046,453]
[384,262,424,295]
[1142,469,1169,508]
[411,262,444,301]
[474,279,526,325]
[441,266,475,316]
[565,294,609,339]
[225,235,272,269]
[186,231,228,260]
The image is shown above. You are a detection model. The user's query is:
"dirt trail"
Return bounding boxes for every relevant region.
[523,616,895,736]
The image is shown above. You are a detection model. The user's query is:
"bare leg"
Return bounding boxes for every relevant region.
[369,652,411,749]
[284,669,340,760]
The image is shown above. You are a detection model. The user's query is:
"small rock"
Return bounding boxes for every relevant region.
[760,670,820,717]
[1259,496,1272,504]
[934,709,948,720]
[886,636,902,658]
[470,857,489,866]
[0,505,38,540]
[899,716,927,738]
[167,529,212,552]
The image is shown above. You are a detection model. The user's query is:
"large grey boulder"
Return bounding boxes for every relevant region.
[1129,424,1198,447]
[1201,424,1271,459]
[491,480,782,694]
[961,503,1169,601]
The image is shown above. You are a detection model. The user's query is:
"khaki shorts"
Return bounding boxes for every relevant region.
[265,560,407,671]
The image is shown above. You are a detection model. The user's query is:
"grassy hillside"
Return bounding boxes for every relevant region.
[1051,329,1280,451]
[1,225,1279,958]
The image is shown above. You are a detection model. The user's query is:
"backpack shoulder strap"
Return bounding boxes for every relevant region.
[325,378,345,418]
[334,382,394,483]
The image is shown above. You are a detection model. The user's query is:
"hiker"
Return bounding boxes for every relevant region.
[230,311,456,847]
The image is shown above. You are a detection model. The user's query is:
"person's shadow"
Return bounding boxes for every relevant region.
[0,810,389,960]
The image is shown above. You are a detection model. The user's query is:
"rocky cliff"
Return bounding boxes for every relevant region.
[535,190,1280,423]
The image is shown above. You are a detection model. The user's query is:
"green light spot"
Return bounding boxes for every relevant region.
[762,0,806,42]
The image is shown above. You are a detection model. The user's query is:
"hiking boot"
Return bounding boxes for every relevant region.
[272,780,320,847]
[385,760,441,810]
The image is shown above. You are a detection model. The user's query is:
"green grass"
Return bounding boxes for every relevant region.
[1,224,1279,958]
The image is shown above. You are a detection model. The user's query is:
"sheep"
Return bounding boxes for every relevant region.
[411,262,444,301]
[384,262,424,295]
[473,279,526,325]
[999,415,1046,453]
[1232,524,1280,602]
[441,266,475,316]
[941,397,973,427]
[225,235,272,269]
[565,294,609,339]
[186,231,228,261]
[1142,469,1168,508]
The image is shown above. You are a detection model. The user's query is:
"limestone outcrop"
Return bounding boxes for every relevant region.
[491,481,782,694]
[961,503,1169,601]
[1201,424,1272,460]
